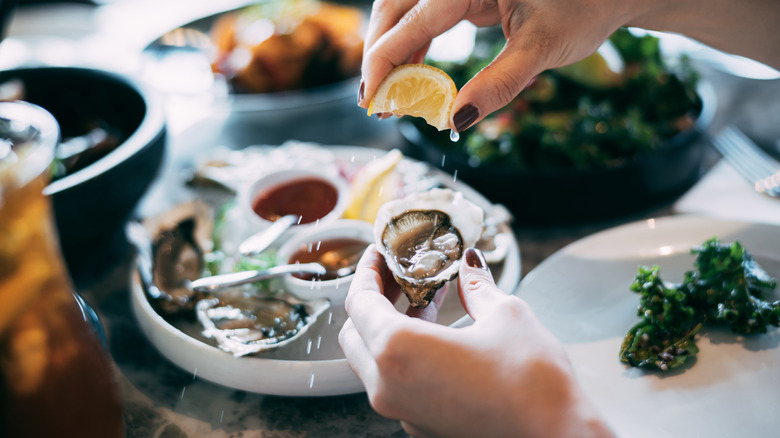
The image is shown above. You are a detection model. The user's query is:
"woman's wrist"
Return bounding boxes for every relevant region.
[538,382,614,438]
[624,0,780,69]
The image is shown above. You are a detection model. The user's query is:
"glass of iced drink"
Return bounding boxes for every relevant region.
[0,101,124,437]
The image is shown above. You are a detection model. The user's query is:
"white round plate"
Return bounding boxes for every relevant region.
[516,215,780,438]
[130,146,521,397]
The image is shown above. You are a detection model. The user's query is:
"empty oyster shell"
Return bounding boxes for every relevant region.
[196,289,330,357]
[373,188,484,308]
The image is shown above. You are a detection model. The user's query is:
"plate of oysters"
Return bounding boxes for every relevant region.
[128,142,521,396]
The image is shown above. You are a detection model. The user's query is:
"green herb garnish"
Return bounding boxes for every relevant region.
[620,238,779,371]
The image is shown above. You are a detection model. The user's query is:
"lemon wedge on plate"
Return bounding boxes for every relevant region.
[368,64,458,131]
[343,149,403,223]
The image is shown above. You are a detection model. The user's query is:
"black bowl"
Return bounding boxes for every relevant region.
[401,83,717,226]
[0,67,167,282]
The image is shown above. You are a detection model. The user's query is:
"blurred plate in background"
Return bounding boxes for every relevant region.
[141,0,384,147]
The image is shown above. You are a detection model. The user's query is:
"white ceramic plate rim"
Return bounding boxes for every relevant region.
[130,146,522,396]
[515,215,780,438]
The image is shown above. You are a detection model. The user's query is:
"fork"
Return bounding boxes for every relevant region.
[711,126,780,198]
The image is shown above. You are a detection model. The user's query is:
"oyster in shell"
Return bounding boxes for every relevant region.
[139,201,215,318]
[197,289,330,357]
[373,188,484,308]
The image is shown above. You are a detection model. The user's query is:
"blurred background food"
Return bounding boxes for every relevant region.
[416,28,702,170]
[402,27,713,225]
[209,0,364,94]
[142,0,380,148]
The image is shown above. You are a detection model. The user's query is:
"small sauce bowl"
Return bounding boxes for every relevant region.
[239,168,350,238]
[276,219,373,304]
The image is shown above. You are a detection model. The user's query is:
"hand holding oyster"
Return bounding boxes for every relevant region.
[373,188,484,308]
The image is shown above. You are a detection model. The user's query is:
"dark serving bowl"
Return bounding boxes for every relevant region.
[0,66,166,282]
[400,82,717,226]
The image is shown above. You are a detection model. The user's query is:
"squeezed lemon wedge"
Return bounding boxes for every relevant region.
[343,149,403,222]
[368,64,458,131]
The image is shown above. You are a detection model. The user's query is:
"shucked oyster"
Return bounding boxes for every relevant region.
[197,289,330,357]
[373,188,484,308]
[138,201,215,318]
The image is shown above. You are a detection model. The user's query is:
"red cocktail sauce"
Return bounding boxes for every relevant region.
[252,177,338,224]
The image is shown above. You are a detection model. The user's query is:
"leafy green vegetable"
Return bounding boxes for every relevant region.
[685,239,779,334]
[620,238,779,371]
[421,27,701,170]
[620,266,701,371]
[233,251,280,293]
[620,320,701,371]
[206,200,281,293]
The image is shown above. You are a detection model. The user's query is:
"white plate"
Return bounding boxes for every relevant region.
[516,216,780,438]
[130,146,522,397]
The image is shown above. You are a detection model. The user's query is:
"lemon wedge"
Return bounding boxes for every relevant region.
[368,64,458,131]
[343,149,403,222]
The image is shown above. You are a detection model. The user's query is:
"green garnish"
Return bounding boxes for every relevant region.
[620,238,779,371]
[421,27,701,170]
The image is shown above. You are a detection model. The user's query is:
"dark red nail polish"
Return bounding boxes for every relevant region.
[453,103,479,132]
[358,81,365,103]
[465,247,487,270]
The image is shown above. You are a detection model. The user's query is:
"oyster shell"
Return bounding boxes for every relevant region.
[373,188,484,308]
[196,289,330,357]
[141,201,214,318]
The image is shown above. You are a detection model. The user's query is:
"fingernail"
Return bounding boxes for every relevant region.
[464,247,488,271]
[358,81,365,104]
[453,103,479,133]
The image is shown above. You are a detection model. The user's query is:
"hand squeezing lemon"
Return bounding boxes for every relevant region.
[367,64,458,131]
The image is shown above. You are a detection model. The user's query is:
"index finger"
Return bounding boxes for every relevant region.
[362,0,418,58]
[360,0,469,107]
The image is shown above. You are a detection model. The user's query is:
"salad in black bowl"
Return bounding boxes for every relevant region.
[401,28,714,225]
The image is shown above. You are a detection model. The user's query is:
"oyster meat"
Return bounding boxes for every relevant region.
[373,188,484,307]
[197,290,330,357]
[141,201,214,318]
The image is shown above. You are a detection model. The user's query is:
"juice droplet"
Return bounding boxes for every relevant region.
[449,130,460,142]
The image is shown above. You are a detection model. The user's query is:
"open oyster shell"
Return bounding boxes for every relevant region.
[140,201,215,318]
[197,289,330,357]
[373,188,484,308]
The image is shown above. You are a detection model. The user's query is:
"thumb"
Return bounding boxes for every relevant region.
[457,247,505,321]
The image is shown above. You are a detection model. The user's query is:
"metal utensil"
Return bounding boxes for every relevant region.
[125,221,166,300]
[711,126,780,198]
[190,263,326,293]
[238,214,299,256]
[317,246,366,278]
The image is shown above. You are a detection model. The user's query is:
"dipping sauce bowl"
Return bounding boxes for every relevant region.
[276,220,373,304]
[239,168,350,238]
